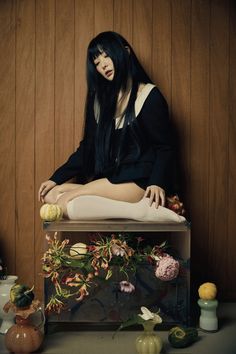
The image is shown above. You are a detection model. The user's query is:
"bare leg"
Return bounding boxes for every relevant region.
[44,183,83,204]
[66,195,185,223]
[42,179,185,223]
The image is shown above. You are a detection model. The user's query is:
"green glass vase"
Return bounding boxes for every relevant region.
[198,298,218,332]
[135,321,163,354]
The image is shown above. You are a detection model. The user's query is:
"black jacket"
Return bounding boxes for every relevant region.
[50,86,176,194]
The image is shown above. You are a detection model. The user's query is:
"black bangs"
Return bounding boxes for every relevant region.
[88,35,113,62]
[88,44,105,61]
[87,32,128,70]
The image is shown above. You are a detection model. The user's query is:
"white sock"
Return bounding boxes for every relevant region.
[67,195,186,223]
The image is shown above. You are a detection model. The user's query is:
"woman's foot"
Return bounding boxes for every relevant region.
[56,192,73,218]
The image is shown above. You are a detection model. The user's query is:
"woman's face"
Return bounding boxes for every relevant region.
[94,52,115,81]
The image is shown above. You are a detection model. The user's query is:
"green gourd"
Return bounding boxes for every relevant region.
[10,284,35,308]
[168,326,198,348]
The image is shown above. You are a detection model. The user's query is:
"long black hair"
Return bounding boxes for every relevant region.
[83,31,153,176]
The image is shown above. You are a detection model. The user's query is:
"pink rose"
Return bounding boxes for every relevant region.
[155,255,179,281]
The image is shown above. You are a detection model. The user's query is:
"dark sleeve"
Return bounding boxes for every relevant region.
[49,140,86,185]
[139,87,175,192]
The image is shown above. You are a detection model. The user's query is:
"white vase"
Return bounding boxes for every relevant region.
[0,275,18,334]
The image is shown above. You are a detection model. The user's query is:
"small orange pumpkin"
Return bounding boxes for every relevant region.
[198,282,217,300]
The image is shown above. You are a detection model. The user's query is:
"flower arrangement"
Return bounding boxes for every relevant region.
[42,232,180,314]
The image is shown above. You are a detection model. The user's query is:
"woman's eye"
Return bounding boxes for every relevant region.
[94,62,99,67]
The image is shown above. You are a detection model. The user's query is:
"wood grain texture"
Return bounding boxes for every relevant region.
[133,0,153,76]
[15,0,35,285]
[35,0,55,300]
[114,0,133,45]
[0,0,235,300]
[171,0,191,210]
[152,0,171,107]
[94,0,114,35]
[190,0,210,285]
[227,0,236,300]
[208,0,229,297]
[75,0,94,147]
[0,0,16,274]
[55,0,75,168]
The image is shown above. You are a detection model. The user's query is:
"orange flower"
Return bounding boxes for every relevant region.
[76,284,89,301]
[45,296,65,314]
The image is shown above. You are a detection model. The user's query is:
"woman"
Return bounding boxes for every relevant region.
[38,31,180,220]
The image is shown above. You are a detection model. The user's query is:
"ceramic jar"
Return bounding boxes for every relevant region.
[136,321,163,354]
[0,275,18,333]
[5,311,44,354]
[198,298,218,332]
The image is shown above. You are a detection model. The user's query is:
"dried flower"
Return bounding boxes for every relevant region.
[119,281,135,293]
[166,195,185,215]
[45,295,66,314]
[111,244,125,256]
[65,273,93,301]
[155,255,179,281]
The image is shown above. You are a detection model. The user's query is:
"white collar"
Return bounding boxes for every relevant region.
[94,83,156,129]
[115,83,155,129]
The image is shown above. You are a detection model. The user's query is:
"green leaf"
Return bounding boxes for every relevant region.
[112,315,144,338]
[64,259,85,268]
[159,241,167,248]
[105,269,113,280]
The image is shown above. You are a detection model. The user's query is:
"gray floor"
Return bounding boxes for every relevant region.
[1,303,236,354]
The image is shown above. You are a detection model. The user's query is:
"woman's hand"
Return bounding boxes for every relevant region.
[144,185,165,208]
[38,180,56,202]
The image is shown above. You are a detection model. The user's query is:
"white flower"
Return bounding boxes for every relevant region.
[111,244,125,257]
[138,306,162,324]
[119,281,135,293]
[151,255,161,261]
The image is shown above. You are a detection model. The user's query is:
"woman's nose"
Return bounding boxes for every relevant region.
[101,59,107,69]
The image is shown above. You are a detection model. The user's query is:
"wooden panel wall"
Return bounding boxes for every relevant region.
[15,0,35,286]
[0,0,235,301]
[0,1,16,276]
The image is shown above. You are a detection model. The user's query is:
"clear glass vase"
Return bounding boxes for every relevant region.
[0,275,18,333]
[135,321,163,354]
